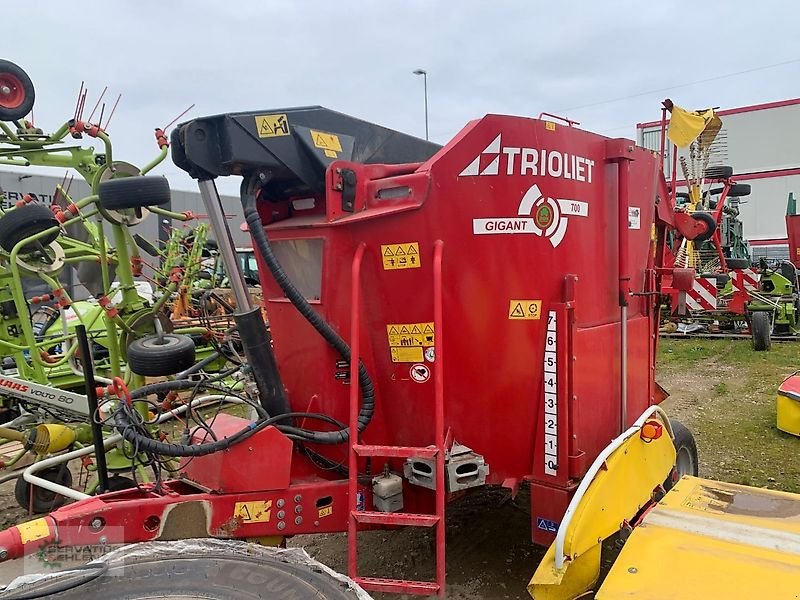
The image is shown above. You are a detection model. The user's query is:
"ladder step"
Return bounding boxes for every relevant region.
[353,510,439,527]
[355,577,440,595]
[352,444,438,459]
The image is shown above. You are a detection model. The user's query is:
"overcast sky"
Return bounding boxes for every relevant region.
[3,0,800,193]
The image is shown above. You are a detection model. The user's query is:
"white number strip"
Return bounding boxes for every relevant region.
[544,310,558,477]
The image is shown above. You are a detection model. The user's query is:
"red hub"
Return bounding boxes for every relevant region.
[0,73,25,109]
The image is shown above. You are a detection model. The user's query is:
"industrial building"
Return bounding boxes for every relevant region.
[637,98,800,261]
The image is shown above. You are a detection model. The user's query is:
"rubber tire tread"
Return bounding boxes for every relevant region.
[98,176,170,211]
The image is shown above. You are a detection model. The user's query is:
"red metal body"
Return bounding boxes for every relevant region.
[0,114,696,592]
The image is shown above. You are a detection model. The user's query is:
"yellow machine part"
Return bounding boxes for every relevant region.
[777,392,800,436]
[597,476,800,599]
[529,414,676,599]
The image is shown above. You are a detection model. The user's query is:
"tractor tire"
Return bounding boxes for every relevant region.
[690,211,716,242]
[14,465,72,513]
[665,419,699,491]
[0,547,363,600]
[98,176,171,211]
[0,60,35,122]
[750,311,772,351]
[704,165,733,179]
[0,202,59,252]
[728,183,751,198]
[725,257,751,270]
[127,333,196,376]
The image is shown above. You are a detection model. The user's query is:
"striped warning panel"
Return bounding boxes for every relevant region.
[731,268,760,292]
[686,277,717,311]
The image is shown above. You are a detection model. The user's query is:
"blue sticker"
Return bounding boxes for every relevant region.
[356,491,366,512]
[536,517,559,533]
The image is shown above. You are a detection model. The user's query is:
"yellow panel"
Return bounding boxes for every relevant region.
[234,500,272,523]
[17,517,51,544]
[777,393,800,436]
[562,429,675,561]
[310,130,343,153]
[597,521,800,599]
[598,476,800,598]
[528,542,600,600]
[390,347,423,363]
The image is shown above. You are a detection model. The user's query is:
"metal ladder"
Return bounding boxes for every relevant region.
[346,241,446,597]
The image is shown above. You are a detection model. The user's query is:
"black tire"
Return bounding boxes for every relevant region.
[728,183,751,197]
[101,475,136,493]
[690,211,716,242]
[750,311,771,351]
[705,165,733,179]
[0,203,59,252]
[0,60,35,122]
[98,176,171,211]
[14,466,72,513]
[725,257,751,270]
[665,419,698,491]
[127,333,196,376]
[0,549,362,599]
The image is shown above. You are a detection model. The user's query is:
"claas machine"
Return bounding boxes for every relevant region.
[1,102,798,599]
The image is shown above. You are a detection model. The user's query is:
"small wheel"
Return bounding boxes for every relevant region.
[127,333,196,376]
[725,257,751,270]
[0,202,59,252]
[690,211,716,242]
[663,419,698,491]
[0,60,35,122]
[704,165,733,179]
[750,311,771,351]
[99,176,171,211]
[728,183,751,198]
[15,466,72,513]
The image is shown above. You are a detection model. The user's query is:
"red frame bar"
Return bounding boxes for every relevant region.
[347,242,366,580]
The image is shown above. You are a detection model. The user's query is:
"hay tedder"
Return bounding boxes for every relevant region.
[1,95,799,599]
[0,60,249,512]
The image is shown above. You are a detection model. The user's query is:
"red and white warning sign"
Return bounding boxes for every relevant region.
[409,364,430,383]
[731,268,760,292]
[685,277,717,311]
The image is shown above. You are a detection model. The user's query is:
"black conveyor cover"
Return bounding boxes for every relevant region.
[171,106,441,197]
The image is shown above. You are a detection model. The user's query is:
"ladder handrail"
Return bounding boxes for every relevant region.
[432,239,446,595]
[347,242,366,580]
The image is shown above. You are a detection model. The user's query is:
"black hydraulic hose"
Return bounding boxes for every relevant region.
[241,186,375,444]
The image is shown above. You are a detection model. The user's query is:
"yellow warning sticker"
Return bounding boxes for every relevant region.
[381,242,420,270]
[318,506,333,518]
[255,114,289,138]
[234,500,273,523]
[545,121,556,131]
[508,300,542,320]
[386,322,434,362]
[17,517,51,544]
[391,347,424,363]
[310,129,343,158]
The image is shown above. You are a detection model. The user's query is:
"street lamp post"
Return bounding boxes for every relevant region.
[412,68,428,141]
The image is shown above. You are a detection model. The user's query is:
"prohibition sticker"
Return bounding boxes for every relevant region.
[508,299,542,320]
[409,363,430,383]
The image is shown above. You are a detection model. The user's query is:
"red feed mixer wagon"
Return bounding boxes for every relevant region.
[0,108,706,596]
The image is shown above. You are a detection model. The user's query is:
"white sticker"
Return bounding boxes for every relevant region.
[424,347,435,363]
[543,310,558,477]
[557,199,589,217]
[473,218,535,235]
[409,364,430,383]
[628,206,641,230]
